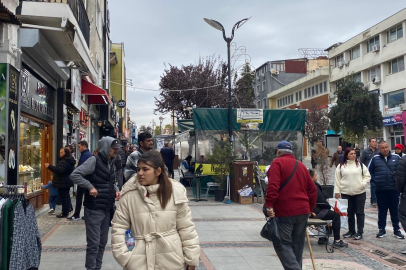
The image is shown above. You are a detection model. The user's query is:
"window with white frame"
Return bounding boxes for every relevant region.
[384,89,405,110]
[272,63,285,72]
[263,98,267,109]
[335,54,344,67]
[311,86,315,97]
[367,66,381,81]
[367,36,380,52]
[389,57,405,74]
[263,65,267,73]
[304,89,308,99]
[262,81,266,91]
[387,24,403,43]
[256,85,260,96]
[319,83,323,93]
[350,45,360,60]
[315,85,319,95]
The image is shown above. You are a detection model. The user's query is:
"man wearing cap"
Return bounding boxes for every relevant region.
[71,136,121,270]
[265,140,317,270]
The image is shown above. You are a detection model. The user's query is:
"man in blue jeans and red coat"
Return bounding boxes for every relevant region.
[265,140,317,270]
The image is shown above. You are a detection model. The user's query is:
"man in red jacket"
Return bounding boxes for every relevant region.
[266,140,317,270]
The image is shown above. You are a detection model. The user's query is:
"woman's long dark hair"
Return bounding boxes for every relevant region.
[341,147,359,167]
[60,147,72,159]
[138,151,173,209]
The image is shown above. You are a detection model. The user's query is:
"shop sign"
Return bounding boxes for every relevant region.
[20,68,54,123]
[20,116,44,129]
[117,100,126,108]
[79,108,88,127]
[383,114,402,126]
[79,130,86,140]
[71,69,81,111]
[0,64,20,185]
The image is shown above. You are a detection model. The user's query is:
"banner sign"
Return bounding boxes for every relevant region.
[383,114,402,126]
[117,100,126,108]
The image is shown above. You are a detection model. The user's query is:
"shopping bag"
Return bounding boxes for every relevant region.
[260,217,281,243]
[329,198,348,229]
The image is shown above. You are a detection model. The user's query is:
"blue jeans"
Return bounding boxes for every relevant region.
[370,182,377,204]
[375,190,400,231]
[49,195,58,210]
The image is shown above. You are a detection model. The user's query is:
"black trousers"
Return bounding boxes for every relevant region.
[273,214,308,270]
[321,210,341,240]
[58,187,71,216]
[165,163,174,178]
[398,195,406,232]
[341,192,366,234]
[73,186,86,217]
[376,190,400,231]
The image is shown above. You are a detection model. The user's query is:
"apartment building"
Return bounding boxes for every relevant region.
[253,59,307,109]
[326,8,406,150]
[267,67,330,156]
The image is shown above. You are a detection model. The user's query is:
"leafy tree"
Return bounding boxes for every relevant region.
[233,63,255,108]
[139,125,152,134]
[154,126,161,135]
[206,139,236,188]
[305,102,330,146]
[314,142,331,185]
[328,80,382,140]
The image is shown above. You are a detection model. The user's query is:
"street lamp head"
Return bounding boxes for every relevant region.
[203,18,224,32]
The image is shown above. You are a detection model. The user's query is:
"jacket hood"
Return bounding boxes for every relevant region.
[98,136,116,159]
[63,155,76,166]
[120,176,188,205]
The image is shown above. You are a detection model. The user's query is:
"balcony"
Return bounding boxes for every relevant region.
[17,0,96,80]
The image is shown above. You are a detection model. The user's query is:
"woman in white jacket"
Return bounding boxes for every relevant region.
[111,151,200,270]
[334,147,371,241]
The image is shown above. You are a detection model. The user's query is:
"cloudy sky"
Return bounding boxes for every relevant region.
[108,0,405,129]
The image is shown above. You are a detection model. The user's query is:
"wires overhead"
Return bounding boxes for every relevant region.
[106,79,221,92]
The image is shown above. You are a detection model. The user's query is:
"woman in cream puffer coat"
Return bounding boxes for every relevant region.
[111,151,200,270]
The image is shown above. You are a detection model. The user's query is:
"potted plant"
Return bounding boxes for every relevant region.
[314,142,334,198]
[207,140,236,201]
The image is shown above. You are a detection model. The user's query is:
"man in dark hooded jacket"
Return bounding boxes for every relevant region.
[71,137,121,270]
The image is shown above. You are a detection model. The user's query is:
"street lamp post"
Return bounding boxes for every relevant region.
[204,17,251,145]
[159,116,164,135]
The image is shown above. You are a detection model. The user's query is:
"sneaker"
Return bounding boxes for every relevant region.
[56,213,68,218]
[394,231,405,239]
[354,233,363,240]
[401,249,406,254]
[332,240,348,248]
[81,216,85,220]
[377,229,386,238]
[48,209,55,214]
[343,231,355,238]
[67,215,81,221]
[317,237,328,245]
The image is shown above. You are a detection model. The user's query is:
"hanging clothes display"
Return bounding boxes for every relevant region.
[0,185,41,270]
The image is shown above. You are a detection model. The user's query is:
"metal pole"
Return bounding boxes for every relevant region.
[227,40,233,146]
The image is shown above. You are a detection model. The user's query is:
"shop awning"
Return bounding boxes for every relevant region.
[81,80,111,105]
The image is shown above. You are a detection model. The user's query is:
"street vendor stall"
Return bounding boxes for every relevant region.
[192,108,306,202]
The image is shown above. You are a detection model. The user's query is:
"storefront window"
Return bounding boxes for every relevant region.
[19,121,42,194]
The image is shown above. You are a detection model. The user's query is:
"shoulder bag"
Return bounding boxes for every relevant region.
[260,160,298,242]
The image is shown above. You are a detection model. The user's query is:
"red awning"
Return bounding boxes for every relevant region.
[81,80,112,105]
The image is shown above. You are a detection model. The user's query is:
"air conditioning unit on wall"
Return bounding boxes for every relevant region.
[372,76,381,85]
[400,103,406,111]
[345,60,350,66]
[372,44,380,52]
[338,62,344,68]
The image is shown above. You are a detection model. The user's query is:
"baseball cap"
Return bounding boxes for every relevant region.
[275,140,293,154]
[111,139,122,149]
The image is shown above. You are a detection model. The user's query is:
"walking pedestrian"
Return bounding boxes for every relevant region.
[111,151,200,270]
[395,144,405,157]
[395,152,406,253]
[334,148,371,240]
[360,138,379,207]
[265,140,317,270]
[41,180,59,215]
[330,146,344,168]
[311,147,317,169]
[125,132,153,181]
[309,169,348,248]
[68,140,92,221]
[368,140,404,239]
[160,141,175,178]
[70,137,122,270]
[44,147,76,218]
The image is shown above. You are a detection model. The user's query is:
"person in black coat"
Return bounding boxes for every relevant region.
[45,147,76,218]
[396,155,406,253]
[309,169,347,248]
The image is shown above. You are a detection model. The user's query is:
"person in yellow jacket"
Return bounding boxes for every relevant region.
[111,150,200,270]
[334,147,371,241]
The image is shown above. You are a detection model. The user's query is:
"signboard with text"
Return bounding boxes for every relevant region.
[383,114,402,126]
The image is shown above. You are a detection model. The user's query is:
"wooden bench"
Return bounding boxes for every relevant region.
[307,218,334,253]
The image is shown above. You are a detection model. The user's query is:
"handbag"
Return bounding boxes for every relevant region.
[260,160,298,242]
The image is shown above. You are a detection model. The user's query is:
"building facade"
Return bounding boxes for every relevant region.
[326,8,406,150]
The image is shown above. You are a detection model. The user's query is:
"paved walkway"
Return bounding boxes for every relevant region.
[35,165,406,270]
